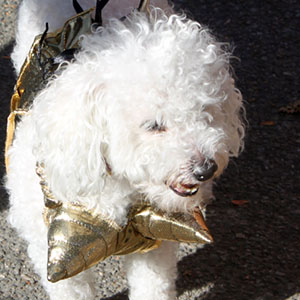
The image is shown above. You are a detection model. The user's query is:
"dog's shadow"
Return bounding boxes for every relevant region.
[103,292,129,300]
[0,42,15,212]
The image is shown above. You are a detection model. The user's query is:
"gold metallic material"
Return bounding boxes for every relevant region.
[36,163,62,209]
[45,201,213,283]
[46,202,160,282]
[131,204,213,244]
[35,162,213,283]
[5,9,94,172]
[138,0,150,14]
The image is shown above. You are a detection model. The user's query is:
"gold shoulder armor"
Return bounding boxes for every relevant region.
[45,201,213,282]
[5,9,93,172]
[36,162,213,283]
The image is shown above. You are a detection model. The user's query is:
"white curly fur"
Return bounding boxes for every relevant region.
[6,0,245,299]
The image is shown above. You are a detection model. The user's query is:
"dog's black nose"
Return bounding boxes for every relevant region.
[193,160,218,182]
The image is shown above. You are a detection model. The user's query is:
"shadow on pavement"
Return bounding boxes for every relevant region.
[173,0,300,299]
[0,41,15,212]
[102,291,129,300]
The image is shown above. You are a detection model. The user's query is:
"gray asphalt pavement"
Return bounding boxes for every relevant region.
[0,0,299,299]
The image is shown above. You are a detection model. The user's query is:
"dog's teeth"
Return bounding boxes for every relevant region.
[170,181,199,197]
[174,183,198,195]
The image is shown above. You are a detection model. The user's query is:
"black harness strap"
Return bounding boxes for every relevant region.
[73,0,84,14]
[94,0,110,25]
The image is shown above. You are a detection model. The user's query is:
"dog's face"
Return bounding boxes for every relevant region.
[78,13,244,212]
[103,75,243,211]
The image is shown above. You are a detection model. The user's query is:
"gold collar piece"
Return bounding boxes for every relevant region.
[44,201,213,282]
[37,162,213,283]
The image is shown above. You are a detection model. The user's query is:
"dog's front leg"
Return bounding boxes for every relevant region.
[124,241,178,300]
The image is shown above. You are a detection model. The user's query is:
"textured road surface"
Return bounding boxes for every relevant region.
[0,0,299,299]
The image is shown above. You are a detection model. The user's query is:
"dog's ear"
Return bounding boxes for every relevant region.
[32,70,109,204]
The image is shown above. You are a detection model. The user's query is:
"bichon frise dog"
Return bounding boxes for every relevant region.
[5,0,245,299]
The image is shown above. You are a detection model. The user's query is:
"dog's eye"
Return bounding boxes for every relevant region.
[141,120,166,132]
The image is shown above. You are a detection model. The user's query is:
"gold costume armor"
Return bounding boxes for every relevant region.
[6,4,213,284]
[44,202,213,283]
[5,8,93,171]
[37,162,213,283]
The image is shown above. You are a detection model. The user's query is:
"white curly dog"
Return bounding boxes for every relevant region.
[5,0,244,299]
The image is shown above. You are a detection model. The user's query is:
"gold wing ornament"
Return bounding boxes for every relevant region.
[5,8,94,172]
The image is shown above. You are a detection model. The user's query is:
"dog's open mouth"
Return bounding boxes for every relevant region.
[169,182,199,197]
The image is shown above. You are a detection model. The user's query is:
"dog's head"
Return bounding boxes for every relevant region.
[33,9,244,213]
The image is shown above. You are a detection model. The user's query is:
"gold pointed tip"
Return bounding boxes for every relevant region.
[47,263,67,283]
[205,231,214,244]
[195,229,214,244]
[193,207,214,244]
